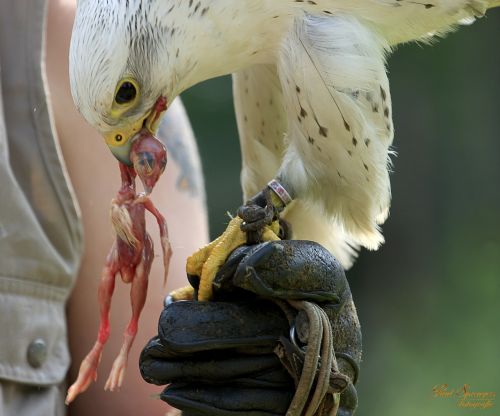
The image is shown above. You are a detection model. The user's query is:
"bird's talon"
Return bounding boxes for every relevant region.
[169,285,195,302]
[186,217,247,301]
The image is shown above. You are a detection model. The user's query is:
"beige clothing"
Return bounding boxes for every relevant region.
[0,381,66,416]
[0,0,83,413]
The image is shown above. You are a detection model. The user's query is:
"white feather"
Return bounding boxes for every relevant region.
[278,13,392,251]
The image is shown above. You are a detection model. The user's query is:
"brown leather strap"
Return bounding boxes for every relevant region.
[275,300,350,416]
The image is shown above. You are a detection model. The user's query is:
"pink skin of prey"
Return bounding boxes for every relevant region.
[66,131,171,404]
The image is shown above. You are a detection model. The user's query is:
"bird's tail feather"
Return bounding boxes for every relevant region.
[283,200,359,269]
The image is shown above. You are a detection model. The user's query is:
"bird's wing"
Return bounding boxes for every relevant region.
[293,1,497,44]
[233,65,358,268]
[366,0,496,44]
[276,13,393,251]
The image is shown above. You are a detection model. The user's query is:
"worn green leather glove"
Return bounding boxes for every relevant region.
[140,241,362,416]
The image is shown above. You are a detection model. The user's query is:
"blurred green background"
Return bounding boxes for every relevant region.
[181,11,500,416]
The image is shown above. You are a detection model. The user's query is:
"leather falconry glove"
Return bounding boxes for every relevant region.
[140,240,362,416]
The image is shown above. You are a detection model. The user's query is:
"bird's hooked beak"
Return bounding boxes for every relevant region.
[104,96,168,165]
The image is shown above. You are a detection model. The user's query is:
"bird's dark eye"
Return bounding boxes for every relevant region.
[115,81,137,104]
[136,152,155,175]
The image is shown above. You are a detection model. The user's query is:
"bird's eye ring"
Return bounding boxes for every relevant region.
[115,80,137,105]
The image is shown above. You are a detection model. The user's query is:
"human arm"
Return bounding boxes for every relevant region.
[45,1,208,414]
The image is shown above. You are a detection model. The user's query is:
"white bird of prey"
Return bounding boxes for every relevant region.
[70,0,499,292]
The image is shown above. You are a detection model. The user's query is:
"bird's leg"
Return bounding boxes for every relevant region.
[104,234,154,392]
[238,179,294,244]
[171,230,231,301]
[139,195,172,285]
[65,245,119,404]
[168,284,196,301]
[194,216,248,300]
[173,217,247,302]
[238,180,291,243]
[237,188,276,244]
[184,179,293,301]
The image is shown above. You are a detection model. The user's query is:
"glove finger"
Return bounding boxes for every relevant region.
[158,300,288,354]
[141,353,293,389]
[233,240,349,305]
[212,245,257,300]
[161,383,292,416]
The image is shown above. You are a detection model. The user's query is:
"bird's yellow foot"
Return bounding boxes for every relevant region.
[169,285,195,301]
[186,217,280,301]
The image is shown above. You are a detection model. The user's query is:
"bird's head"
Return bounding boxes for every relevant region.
[130,130,167,194]
[69,0,176,165]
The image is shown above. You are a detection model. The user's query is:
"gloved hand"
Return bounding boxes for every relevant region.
[140,240,362,416]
